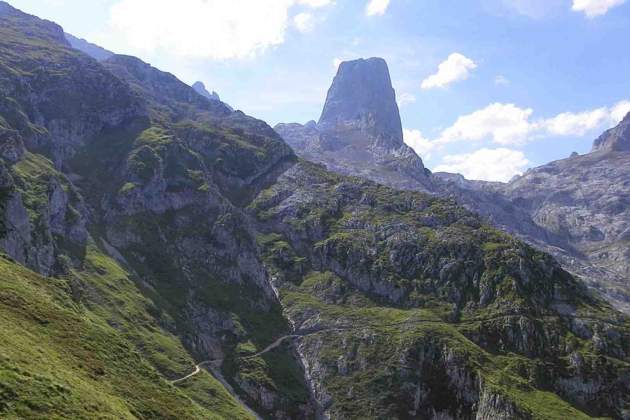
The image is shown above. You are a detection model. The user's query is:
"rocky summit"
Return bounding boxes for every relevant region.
[1,3,630,420]
[318,58,403,143]
[275,58,433,192]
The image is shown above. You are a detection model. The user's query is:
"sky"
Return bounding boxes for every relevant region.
[7,0,630,182]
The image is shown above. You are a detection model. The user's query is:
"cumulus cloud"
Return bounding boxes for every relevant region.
[403,129,435,160]
[434,100,630,146]
[366,0,391,16]
[434,148,530,182]
[540,107,609,136]
[572,0,626,17]
[109,0,332,60]
[421,53,477,89]
[437,103,534,145]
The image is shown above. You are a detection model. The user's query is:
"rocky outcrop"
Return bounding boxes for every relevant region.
[0,10,147,167]
[592,112,630,152]
[319,58,403,143]
[275,57,433,192]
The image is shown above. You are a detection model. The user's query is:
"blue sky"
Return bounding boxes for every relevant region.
[8,0,630,181]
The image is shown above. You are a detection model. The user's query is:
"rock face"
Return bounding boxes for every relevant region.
[2,4,630,420]
[318,58,403,143]
[491,141,630,311]
[276,58,433,192]
[438,120,630,311]
[592,111,630,152]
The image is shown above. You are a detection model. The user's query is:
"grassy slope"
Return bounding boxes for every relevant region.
[0,245,255,419]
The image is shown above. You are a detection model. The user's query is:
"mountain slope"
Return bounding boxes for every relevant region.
[277,57,630,314]
[1,3,630,419]
[0,247,255,419]
[493,142,630,310]
[0,3,308,418]
[252,161,630,419]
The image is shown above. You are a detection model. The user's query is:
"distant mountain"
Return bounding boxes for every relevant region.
[433,117,630,312]
[276,57,433,192]
[64,32,114,61]
[492,125,630,309]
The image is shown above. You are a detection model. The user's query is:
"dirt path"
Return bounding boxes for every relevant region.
[171,311,614,385]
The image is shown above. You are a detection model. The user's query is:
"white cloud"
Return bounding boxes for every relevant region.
[398,93,416,107]
[611,100,630,122]
[540,107,608,136]
[403,129,436,160]
[572,0,626,17]
[434,148,530,182]
[421,53,477,89]
[294,12,314,32]
[366,0,391,16]
[434,100,630,146]
[333,57,343,69]
[437,103,534,145]
[495,75,510,85]
[109,0,332,60]
[298,0,334,6]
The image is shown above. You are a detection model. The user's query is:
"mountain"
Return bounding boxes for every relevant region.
[1,4,630,419]
[491,130,630,309]
[277,57,630,314]
[433,118,630,312]
[275,58,433,192]
[65,32,114,61]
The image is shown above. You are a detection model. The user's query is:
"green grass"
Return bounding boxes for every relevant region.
[0,248,254,419]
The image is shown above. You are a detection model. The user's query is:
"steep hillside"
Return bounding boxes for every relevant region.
[251,161,630,419]
[1,3,630,419]
[277,57,630,314]
[0,3,308,418]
